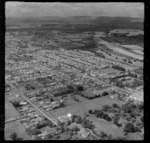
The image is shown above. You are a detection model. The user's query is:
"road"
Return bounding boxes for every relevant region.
[80,72,132,94]
[55,53,133,94]
[5,115,28,123]
[6,80,58,125]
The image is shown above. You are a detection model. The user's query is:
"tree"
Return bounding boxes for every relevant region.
[136,122,143,129]
[102,105,110,112]
[77,85,84,92]
[130,113,136,119]
[116,137,126,140]
[67,128,74,137]
[72,114,77,123]
[123,104,131,114]
[124,123,135,133]
[99,131,107,139]
[34,136,43,140]
[59,100,65,107]
[67,85,75,93]
[107,134,113,140]
[103,114,112,122]
[112,103,118,108]
[83,119,95,130]
[141,116,143,123]
[59,124,65,133]
[88,110,93,114]
[75,116,82,124]
[72,126,80,133]
[137,103,144,111]
[9,132,18,140]
[11,100,21,108]
[134,126,141,132]
[113,116,119,125]
[102,92,109,96]
[50,98,54,102]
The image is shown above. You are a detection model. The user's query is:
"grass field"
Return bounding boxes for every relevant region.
[48,95,123,118]
[131,49,143,55]
[114,47,143,60]
[5,97,20,121]
[121,45,143,50]
[87,115,124,138]
[98,39,143,60]
[5,121,32,140]
[5,95,32,140]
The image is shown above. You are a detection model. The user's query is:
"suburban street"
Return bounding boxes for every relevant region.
[6,80,58,125]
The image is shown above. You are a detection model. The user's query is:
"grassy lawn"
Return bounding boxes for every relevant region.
[5,97,20,121]
[5,121,32,140]
[48,96,123,118]
[91,96,124,106]
[126,133,143,140]
[5,97,32,140]
[87,115,124,138]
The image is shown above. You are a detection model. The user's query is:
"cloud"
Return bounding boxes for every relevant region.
[5,2,144,18]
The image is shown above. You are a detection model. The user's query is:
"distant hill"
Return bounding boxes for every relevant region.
[93,16,143,29]
[6,16,143,30]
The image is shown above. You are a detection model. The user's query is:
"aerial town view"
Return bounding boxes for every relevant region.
[5,2,144,140]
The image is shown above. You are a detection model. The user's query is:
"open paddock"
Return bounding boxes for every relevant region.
[87,115,124,138]
[5,121,31,140]
[47,95,123,118]
[121,45,143,50]
[5,97,20,121]
[114,47,143,60]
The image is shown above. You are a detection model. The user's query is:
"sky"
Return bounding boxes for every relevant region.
[5,2,144,18]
